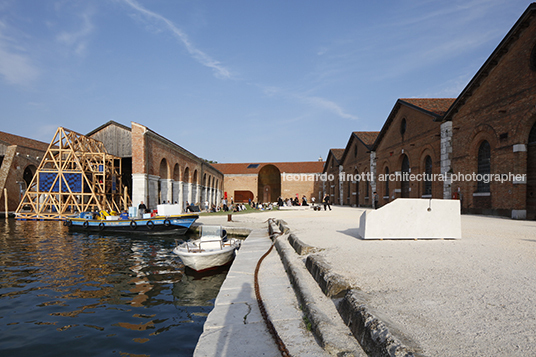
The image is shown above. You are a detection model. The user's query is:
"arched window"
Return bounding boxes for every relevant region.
[384,167,389,198]
[477,141,491,192]
[424,156,432,196]
[530,43,536,71]
[527,122,536,217]
[401,155,410,198]
[529,122,536,144]
[400,118,407,136]
[365,172,370,198]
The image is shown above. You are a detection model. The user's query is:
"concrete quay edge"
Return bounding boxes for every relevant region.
[275,219,422,357]
[191,223,252,237]
[270,220,366,357]
[194,225,330,357]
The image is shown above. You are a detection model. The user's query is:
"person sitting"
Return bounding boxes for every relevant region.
[138,201,148,214]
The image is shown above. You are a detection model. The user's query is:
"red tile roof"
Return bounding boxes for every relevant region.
[353,131,379,148]
[212,161,324,175]
[0,131,50,151]
[330,149,345,162]
[399,98,455,116]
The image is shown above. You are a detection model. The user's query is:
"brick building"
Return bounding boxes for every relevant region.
[339,131,379,207]
[372,99,454,207]
[0,132,49,212]
[323,149,345,205]
[88,121,223,212]
[326,4,536,220]
[441,3,536,219]
[212,161,324,204]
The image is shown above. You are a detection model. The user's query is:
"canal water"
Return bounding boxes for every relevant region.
[0,219,229,357]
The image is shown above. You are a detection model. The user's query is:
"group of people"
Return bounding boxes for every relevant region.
[277,195,309,207]
[138,193,338,215]
[275,194,332,211]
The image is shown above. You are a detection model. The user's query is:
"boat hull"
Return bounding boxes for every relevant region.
[65,214,199,235]
[173,239,240,271]
[176,248,236,272]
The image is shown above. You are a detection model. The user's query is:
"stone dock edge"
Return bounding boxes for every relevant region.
[273,219,425,357]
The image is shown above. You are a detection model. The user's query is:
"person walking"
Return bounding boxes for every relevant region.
[323,194,331,211]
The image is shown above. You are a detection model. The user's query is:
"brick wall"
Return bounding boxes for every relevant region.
[323,149,344,205]
[341,133,378,207]
[374,102,445,207]
[0,145,44,211]
[130,123,223,210]
[449,12,536,217]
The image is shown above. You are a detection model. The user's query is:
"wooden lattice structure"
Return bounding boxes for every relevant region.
[16,127,130,220]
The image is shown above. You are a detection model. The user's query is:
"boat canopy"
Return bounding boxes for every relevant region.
[200,225,223,238]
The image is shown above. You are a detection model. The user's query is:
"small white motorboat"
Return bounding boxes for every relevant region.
[173,225,241,272]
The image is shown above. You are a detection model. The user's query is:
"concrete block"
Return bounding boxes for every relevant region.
[358,198,462,239]
[511,209,527,219]
[157,203,182,215]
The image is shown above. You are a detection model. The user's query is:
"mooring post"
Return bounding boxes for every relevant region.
[4,188,8,219]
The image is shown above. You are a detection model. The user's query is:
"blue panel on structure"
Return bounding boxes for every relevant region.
[39,173,57,192]
[64,173,82,192]
[39,172,82,192]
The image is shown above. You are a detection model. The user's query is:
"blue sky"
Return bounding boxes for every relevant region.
[0,0,531,163]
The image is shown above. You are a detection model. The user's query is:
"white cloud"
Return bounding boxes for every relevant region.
[122,0,231,79]
[56,7,95,56]
[302,95,358,121]
[259,84,358,121]
[0,21,39,86]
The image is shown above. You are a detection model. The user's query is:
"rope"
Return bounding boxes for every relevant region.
[254,221,292,357]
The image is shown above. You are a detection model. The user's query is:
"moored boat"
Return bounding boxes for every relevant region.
[173,225,241,271]
[65,212,199,235]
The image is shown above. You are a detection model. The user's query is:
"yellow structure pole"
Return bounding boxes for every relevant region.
[124,186,127,211]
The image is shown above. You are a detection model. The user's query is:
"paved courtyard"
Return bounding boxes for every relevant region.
[199,206,536,356]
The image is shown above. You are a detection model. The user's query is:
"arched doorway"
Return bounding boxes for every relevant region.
[158,158,168,204]
[23,165,37,187]
[21,165,37,199]
[423,155,432,196]
[183,167,190,206]
[384,166,390,203]
[263,185,271,203]
[476,141,491,193]
[258,165,281,203]
[173,164,180,204]
[351,169,358,206]
[401,155,410,198]
[527,122,536,219]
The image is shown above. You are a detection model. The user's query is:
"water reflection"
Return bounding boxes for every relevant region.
[0,219,229,356]
[174,267,229,307]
